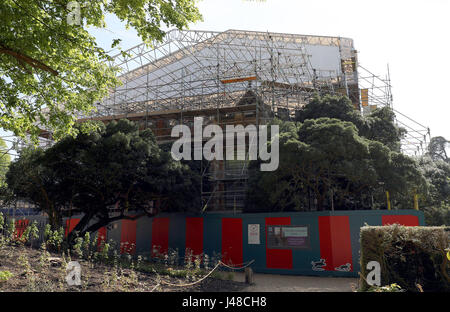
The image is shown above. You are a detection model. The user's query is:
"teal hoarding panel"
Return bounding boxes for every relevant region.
[348,213,381,274]
[167,214,186,260]
[291,215,321,275]
[136,217,152,256]
[203,214,223,262]
[108,220,122,252]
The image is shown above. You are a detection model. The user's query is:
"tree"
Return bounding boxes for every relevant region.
[362,107,406,152]
[426,136,449,163]
[418,156,450,225]
[295,94,406,151]
[295,94,365,130]
[246,96,425,212]
[6,119,200,243]
[247,118,374,211]
[4,146,65,227]
[0,138,11,187]
[0,0,202,140]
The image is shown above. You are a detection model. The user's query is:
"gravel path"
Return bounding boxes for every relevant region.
[232,272,358,292]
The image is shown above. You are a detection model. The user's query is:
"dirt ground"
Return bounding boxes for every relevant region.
[0,244,246,292]
[0,244,357,292]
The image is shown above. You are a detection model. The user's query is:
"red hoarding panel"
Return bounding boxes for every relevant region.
[152,218,170,257]
[382,215,419,226]
[318,216,353,272]
[14,219,29,239]
[330,216,353,272]
[318,216,333,271]
[97,227,107,248]
[222,218,243,266]
[186,217,204,258]
[120,219,137,254]
[65,218,80,237]
[265,217,292,269]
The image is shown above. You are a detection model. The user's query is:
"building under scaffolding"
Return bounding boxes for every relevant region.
[7,29,431,213]
[79,29,361,212]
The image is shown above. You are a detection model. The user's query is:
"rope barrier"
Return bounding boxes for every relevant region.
[157,259,255,288]
[158,261,222,287]
[218,259,255,270]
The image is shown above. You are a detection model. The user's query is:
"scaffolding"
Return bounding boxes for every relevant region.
[2,29,430,213]
[73,29,360,212]
[357,65,430,155]
[85,29,358,117]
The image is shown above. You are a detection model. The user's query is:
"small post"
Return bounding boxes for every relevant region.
[245,267,254,285]
[386,191,391,210]
[413,190,419,211]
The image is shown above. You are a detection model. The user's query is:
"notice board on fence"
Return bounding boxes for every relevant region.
[248,224,260,244]
[267,225,310,249]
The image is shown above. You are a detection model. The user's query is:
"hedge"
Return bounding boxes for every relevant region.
[359,224,450,292]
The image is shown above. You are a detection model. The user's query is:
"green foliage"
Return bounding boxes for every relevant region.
[424,204,450,227]
[418,155,450,225]
[44,224,64,251]
[362,107,406,152]
[0,138,11,187]
[4,146,65,228]
[5,218,15,240]
[366,283,404,292]
[359,225,450,292]
[0,0,202,141]
[246,96,425,212]
[5,119,200,243]
[98,241,110,262]
[0,220,229,292]
[295,95,365,130]
[295,94,406,151]
[21,220,40,247]
[426,136,449,163]
[0,270,13,282]
[73,236,84,258]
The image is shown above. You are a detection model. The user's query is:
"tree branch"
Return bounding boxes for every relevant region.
[0,43,59,76]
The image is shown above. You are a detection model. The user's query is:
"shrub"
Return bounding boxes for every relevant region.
[367,283,404,292]
[359,224,449,292]
[423,204,450,226]
[0,271,13,282]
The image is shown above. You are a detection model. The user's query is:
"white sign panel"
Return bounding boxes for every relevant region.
[282,226,308,238]
[248,224,260,245]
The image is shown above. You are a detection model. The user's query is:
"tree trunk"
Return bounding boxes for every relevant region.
[66,211,94,246]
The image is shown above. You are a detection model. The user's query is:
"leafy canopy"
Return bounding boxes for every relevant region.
[426,136,449,163]
[295,95,406,151]
[5,119,200,240]
[418,154,450,225]
[0,0,202,140]
[0,138,11,188]
[247,95,425,212]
